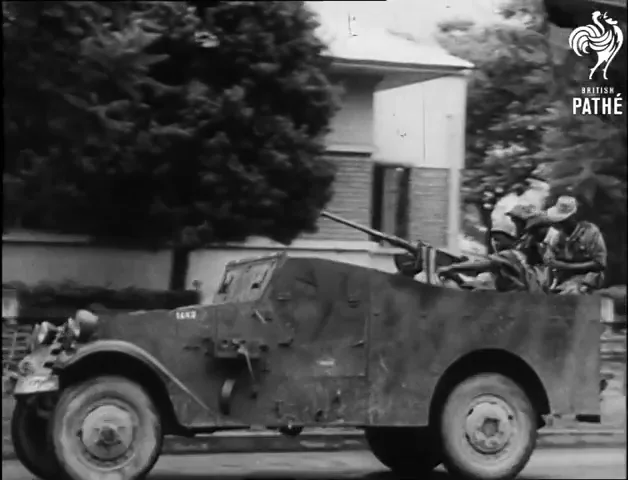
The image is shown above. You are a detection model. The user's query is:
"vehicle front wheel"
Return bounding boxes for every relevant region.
[439,373,537,480]
[365,426,442,477]
[11,400,61,480]
[50,375,163,480]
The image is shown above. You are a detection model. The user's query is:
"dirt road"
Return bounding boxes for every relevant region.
[2,447,625,479]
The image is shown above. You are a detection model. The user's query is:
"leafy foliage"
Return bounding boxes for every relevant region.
[536,102,626,284]
[437,0,626,282]
[436,1,554,209]
[3,1,339,246]
[538,9,627,284]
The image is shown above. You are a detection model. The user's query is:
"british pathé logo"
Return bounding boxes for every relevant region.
[572,86,623,116]
[569,12,624,116]
[569,11,624,81]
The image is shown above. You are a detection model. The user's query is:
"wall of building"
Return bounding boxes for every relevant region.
[326,73,380,151]
[410,168,450,247]
[304,154,374,241]
[305,160,452,248]
[315,72,467,250]
[2,235,172,290]
[1,235,400,304]
[373,74,468,251]
[293,72,378,241]
[373,74,467,169]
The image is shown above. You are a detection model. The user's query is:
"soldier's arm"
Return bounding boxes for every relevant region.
[440,250,521,277]
[553,225,606,273]
[585,225,607,271]
[438,259,494,276]
[543,228,559,263]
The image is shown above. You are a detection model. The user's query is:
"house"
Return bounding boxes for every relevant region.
[185,18,472,300]
[2,16,472,302]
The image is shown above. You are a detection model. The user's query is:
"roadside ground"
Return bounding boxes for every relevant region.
[3,447,627,479]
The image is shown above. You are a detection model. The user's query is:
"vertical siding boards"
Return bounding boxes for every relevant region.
[409,168,450,248]
[307,157,450,249]
[305,156,373,241]
[326,73,379,150]
[306,72,380,242]
[318,72,455,247]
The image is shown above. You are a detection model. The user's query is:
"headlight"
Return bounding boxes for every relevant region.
[69,310,99,342]
[31,322,57,348]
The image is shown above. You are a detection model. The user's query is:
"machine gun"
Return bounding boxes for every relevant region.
[320,211,468,279]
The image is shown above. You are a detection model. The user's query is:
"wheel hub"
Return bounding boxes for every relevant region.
[464,399,514,454]
[80,405,134,461]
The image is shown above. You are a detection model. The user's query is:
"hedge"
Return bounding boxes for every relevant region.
[2,281,200,325]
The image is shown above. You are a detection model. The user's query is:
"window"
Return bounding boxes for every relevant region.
[371,164,411,241]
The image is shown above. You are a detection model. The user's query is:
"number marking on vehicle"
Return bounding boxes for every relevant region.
[175,310,197,320]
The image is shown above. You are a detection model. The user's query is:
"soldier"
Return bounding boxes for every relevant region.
[461,218,520,290]
[544,196,607,295]
[490,218,519,253]
[437,212,554,293]
[514,213,554,289]
[411,224,514,289]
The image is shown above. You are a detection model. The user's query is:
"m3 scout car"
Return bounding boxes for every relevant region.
[6,215,609,480]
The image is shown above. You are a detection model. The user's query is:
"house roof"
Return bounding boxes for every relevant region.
[314,12,473,71]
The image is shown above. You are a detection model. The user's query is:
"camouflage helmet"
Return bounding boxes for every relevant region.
[490,217,517,238]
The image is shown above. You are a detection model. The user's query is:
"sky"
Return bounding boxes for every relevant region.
[307,0,506,45]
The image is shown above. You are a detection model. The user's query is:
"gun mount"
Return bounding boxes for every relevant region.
[320,211,467,278]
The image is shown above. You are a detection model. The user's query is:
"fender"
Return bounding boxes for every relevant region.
[58,339,210,414]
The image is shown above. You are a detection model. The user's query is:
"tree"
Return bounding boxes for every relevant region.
[532,0,627,284]
[535,83,627,284]
[435,0,554,246]
[3,1,180,232]
[437,0,626,281]
[3,1,339,252]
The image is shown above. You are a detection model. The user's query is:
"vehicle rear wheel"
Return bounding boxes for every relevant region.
[365,426,442,477]
[11,400,61,480]
[50,375,163,480]
[439,373,537,480]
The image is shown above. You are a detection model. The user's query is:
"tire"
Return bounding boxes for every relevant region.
[365,426,442,478]
[11,400,61,480]
[50,375,163,480]
[439,373,537,480]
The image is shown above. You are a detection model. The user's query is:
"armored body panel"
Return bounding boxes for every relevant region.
[96,253,602,430]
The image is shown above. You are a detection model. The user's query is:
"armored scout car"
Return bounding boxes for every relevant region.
[6,213,611,480]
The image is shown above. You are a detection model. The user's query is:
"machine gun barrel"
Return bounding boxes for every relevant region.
[320,211,418,254]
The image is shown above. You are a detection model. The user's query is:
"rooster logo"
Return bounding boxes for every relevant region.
[568,11,624,80]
